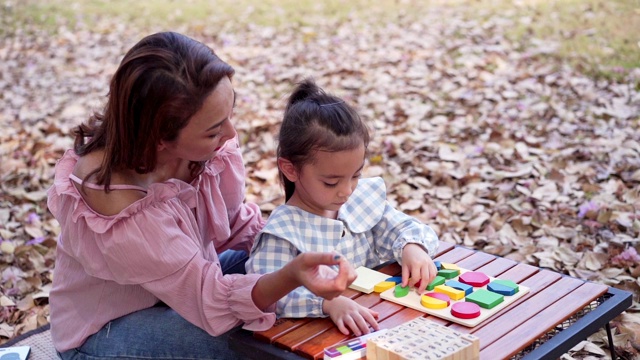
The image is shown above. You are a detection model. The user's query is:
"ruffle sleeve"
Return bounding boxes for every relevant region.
[193,139,265,253]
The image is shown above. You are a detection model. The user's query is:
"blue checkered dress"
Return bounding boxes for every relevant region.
[246,177,439,318]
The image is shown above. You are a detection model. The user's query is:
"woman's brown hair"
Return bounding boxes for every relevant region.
[74,31,235,190]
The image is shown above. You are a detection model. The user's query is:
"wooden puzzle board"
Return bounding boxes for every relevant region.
[378,268,530,327]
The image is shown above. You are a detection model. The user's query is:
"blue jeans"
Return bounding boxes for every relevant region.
[59,250,251,360]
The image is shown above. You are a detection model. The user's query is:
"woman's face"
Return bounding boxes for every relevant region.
[165,76,237,162]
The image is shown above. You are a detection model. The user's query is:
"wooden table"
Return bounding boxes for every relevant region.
[230,242,632,360]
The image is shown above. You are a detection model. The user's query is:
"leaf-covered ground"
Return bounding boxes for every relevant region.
[1,3,639,359]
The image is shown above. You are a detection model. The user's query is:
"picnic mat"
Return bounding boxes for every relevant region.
[0,324,59,360]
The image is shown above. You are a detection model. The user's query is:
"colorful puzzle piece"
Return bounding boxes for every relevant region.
[386,276,403,284]
[376,266,530,327]
[487,280,518,296]
[451,302,481,319]
[349,266,394,294]
[440,262,460,270]
[459,271,490,287]
[421,292,450,309]
[445,280,474,295]
[394,284,410,297]
[466,289,504,309]
[323,330,388,360]
[374,281,396,293]
[426,275,446,290]
[437,269,460,279]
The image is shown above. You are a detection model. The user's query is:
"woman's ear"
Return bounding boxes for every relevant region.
[278,158,298,182]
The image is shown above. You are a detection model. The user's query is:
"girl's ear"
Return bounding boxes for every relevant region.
[157,141,167,152]
[278,158,298,182]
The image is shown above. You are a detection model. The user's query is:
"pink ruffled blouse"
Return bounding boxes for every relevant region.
[47,139,271,352]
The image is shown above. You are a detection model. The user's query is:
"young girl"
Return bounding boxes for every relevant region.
[47,32,356,360]
[246,79,439,336]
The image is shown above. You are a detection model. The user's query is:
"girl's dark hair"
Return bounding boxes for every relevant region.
[73,31,235,190]
[278,78,370,201]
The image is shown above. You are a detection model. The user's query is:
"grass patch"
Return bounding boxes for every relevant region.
[3,0,638,77]
[456,0,639,77]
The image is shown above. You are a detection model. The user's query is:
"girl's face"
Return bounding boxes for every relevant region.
[286,143,365,218]
[163,76,237,162]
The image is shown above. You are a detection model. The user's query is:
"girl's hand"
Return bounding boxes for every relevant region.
[323,296,379,336]
[401,243,437,294]
[292,252,357,300]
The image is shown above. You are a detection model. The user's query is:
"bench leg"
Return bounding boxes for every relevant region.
[606,322,617,360]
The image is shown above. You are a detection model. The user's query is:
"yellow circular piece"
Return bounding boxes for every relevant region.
[373,281,396,293]
[420,295,449,309]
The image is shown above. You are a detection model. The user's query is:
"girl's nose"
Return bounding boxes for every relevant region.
[338,181,356,198]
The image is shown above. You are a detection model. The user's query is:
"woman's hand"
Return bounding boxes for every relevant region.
[292,252,357,300]
[323,296,379,336]
[252,252,356,310]
[401,243,437,294]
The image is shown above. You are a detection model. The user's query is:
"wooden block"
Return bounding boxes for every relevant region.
[440,262,460,270]
[350,267,393,294]
[386,276,403,284]
[450,302,481,319]
[487,281,517,296]
[434,285,466,300]
[445,280,473,295]
[420,294,449,309]
[394,284,410,298]
[437,269,460,279]
[426,276,446,290]
[367,318,478,360]
[458,271,490,287]
[375,281,397,293]
[322,330,384,360]
[490,279,519,291]
[465,289,504,309]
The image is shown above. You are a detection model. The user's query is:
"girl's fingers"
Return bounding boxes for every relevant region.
[335,319,349,336]
[363,310,380,331]
[401,264,411,288]
[343,317,361,336]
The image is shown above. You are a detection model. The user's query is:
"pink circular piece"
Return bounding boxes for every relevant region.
[451,302,481,319]
[459,271,490,287]
[424,292,450,303]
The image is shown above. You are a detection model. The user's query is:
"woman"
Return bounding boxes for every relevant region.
[47,31,355,360]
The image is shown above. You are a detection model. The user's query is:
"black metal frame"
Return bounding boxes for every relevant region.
[519,287,632,360]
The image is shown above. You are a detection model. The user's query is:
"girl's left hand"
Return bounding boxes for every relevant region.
[400,243,437,294]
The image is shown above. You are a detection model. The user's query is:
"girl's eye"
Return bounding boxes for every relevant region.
[323,182,338,188]
[209,132,221,138]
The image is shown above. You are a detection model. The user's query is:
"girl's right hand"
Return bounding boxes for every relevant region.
[322,296,379,336]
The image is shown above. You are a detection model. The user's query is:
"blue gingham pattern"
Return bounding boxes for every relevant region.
[246,177,439,318]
